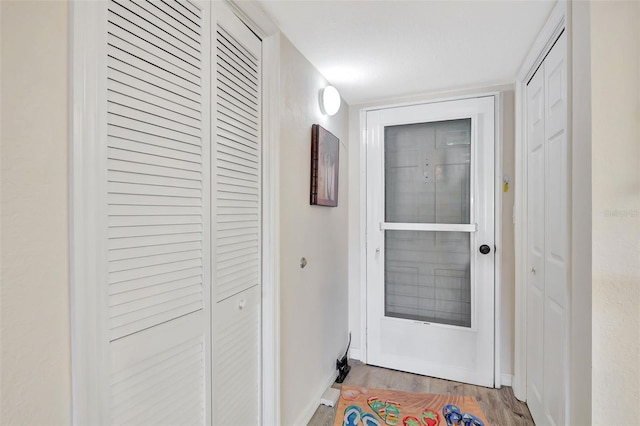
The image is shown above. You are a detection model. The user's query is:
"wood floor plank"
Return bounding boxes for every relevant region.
[307,361,534,426]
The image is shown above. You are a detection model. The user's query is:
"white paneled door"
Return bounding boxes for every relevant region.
[366,97,495,387]
[526,31,568,426]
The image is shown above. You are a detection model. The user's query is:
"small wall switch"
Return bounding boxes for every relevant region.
[320,387,341,407]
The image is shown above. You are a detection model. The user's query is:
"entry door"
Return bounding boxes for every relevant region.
[526,31,568,426]
[366,97,495,387]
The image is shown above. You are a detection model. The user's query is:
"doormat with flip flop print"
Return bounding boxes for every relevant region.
[334,386,489,426]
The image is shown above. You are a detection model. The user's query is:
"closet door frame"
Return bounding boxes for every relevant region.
[514,0,570,412]
[69,1,282,424]
[70,2,109,423]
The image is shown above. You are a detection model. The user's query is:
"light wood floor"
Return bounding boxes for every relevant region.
[308,361,534,426]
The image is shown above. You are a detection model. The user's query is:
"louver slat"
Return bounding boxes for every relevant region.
[145,0,201,37]
[107,6,200,69]
[107,57,200,106]
[109,267,202,295]
[119,0,201,54]
[107,32,200,89]
[108,89,200,128]
[108,181,202,198]
[106,0,205,343]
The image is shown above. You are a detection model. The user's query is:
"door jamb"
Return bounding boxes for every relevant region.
[359,92,502,386]
[358,109,368,364]
[494,93,503,388]
[70,2,110,423]
[513,0,567,402]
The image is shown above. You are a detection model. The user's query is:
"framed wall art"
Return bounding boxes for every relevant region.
[310,124,339,207]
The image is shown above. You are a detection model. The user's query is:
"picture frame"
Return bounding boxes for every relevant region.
[310,124,339,207]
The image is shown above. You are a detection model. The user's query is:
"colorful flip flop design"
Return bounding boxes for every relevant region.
[421,409,440,426]
[384,400,401,425]
[461,413,485,426]
[343,405,363,426]
[401,416,420,426]
[367,397,387,420]
[443,404,463,426]
[362,413,382,426]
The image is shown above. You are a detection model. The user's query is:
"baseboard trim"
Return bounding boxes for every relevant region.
[501,373,514,387]
[349,348,362,361]
[293,370,338,426]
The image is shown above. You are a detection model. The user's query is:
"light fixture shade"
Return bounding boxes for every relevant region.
[321,86,341,116]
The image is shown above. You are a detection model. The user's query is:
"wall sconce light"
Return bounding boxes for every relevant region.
[320,85,341,116]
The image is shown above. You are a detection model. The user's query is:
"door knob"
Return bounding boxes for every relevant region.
[479,244,491,255]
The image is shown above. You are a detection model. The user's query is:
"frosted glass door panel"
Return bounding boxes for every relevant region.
[385,119,471,224]
[385,230,471,327]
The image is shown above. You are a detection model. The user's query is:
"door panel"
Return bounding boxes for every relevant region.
[526,60,546,423]
[542,30,568,426]
[385,230,471,327]
[211,3,262,425]
[384,119,471,225]
[366,96,495,387]
[545,299,566,425]
[105,0,211,423]
[526,31,568,426]
[212,285,261,425]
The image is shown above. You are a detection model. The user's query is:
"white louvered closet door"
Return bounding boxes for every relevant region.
[210,3,262,425]
[105,0,212,424]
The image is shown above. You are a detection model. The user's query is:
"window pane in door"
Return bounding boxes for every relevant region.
[385,230,471,327]
[385,119,471,224]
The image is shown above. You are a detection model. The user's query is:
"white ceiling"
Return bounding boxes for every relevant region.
[257,0,556,104]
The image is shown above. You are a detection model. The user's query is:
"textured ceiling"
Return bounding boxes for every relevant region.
[257,0,556,104]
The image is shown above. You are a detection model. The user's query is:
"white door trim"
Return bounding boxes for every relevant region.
[513,0,567,402]
[69,2,109,423]
[259,33,282,426]
[358,109,368,364]
[493,93,503,388]
[358,91,503,386]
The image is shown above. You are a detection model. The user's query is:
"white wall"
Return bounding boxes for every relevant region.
[590,1,640,423]
[347,85,517,381]
[278,35,350,425]
[0,1,72,424]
